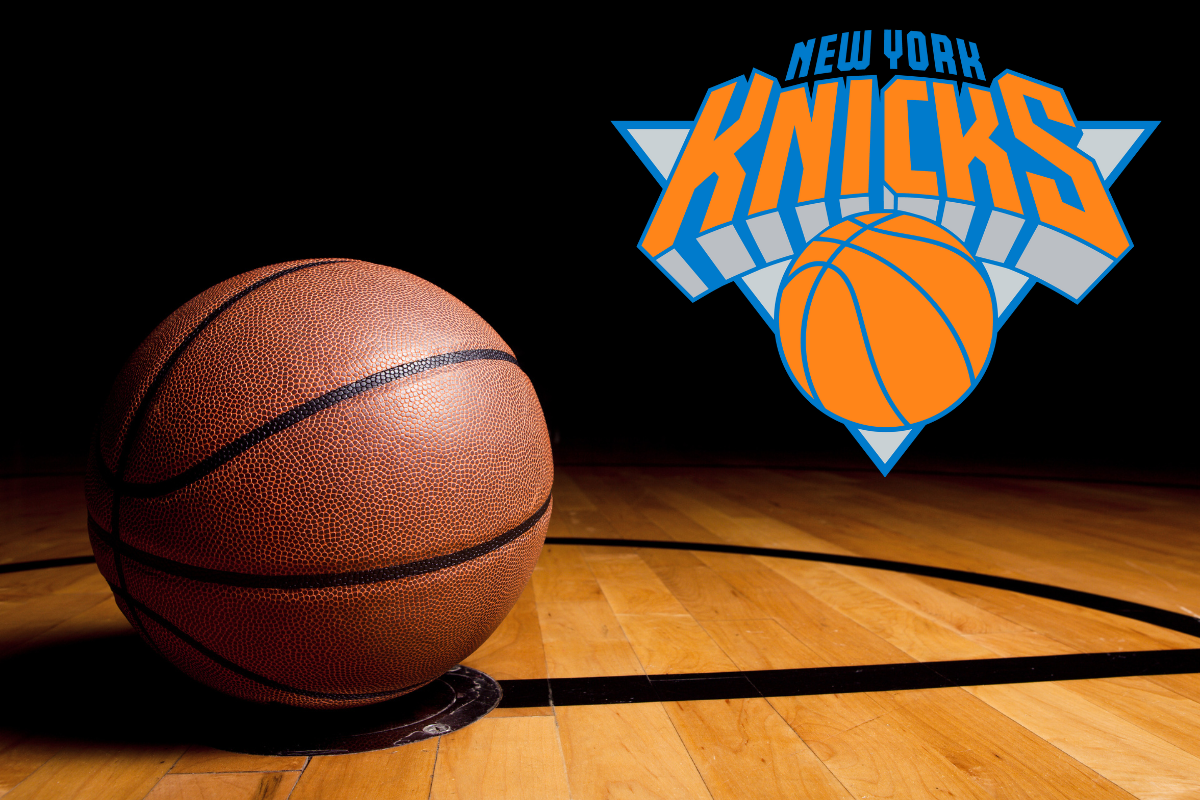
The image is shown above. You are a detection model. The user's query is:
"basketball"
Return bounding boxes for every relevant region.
[776,212,996,428]
[83,258,554,709]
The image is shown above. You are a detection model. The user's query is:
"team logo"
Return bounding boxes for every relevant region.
[614,32,1156,474]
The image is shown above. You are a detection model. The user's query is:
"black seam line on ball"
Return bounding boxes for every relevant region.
[106,582,422,701]
[105,260,349,646]
[544,537,1200,638]
[101,348,520,499]
[86,494,550,590]
[106,259,352,481]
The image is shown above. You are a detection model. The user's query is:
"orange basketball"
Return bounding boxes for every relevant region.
[777,212,995,428]
[84,259,553,708]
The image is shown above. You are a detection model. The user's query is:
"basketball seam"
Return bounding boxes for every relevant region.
[864,224,975,261]
[833,239,979,385]
[798,265,827,408]
[99,348,520,498]
[107,581,422,701]
[823,264,910,427]
[105,259,352,476]
[86,494,550,589]
[105,259,350,650]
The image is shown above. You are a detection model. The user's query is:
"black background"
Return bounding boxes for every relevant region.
[6,16,1192,483]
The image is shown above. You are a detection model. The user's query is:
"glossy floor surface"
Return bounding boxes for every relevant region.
[1,467,1198,799]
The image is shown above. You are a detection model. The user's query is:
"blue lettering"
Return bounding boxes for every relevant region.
[907,31,929,71]
[837,30,871,72]
[786,38,817,80]
[814,34,838,75]
[956,39,985,80]
[883,30,903,69]
[931,34,957,74]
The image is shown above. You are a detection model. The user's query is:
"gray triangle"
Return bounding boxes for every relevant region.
[1077,128,1143,180]
[859,428,912,463]
[628,129,690,182]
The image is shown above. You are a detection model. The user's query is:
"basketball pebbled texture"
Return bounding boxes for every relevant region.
[84,258,554,708]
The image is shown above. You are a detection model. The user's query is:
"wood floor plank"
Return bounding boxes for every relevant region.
[168,746,307,774]
[615,613,739,674]
[965,630,1081,657]
[1,470,1196,799]
[664,698,853,800]
[460,584,546,680]
[814,474,1200,611]
[143,771,300,800]
[639,559,770,621]
[922,576,1200,652]
[770,692,999,800]
[764,560,1001,662]
[1146,673,1200,704]
[0,565,106,602]
[700,618,827,671]
[429,716,569,800]
[548,472,596,512]
[0,737,63,797]
[531,541,644,678]
[690,551,913,667]
[289,742,438,800]
[715,469,1200,615]
[1,743,185,800]
[535,599,644,678]
[966,680,1200,799]
[556,703,713,800]
[0,594,108,657]
[529,544,604,604]
[882,687,1138,800]
[582,551,690,616]
[1057,676,1200,759]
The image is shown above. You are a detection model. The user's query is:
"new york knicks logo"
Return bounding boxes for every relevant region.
[614,32,1156,474]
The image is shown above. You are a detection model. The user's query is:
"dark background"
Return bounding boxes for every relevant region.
[6,17,1192,483]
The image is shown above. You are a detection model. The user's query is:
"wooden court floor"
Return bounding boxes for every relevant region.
[1,466,1198,799]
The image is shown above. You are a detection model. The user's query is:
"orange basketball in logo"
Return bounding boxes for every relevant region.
[777,212,996,428]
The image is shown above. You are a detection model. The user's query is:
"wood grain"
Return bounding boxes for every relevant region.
[289,742,437,800]
[664,697,853,800]
[143,771,300,800]
[430,716,569,800]
[0,469,1196,799]
[556,703,714,800]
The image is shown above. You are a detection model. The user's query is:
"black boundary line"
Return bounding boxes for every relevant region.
[106,582,421,702]
[85,495,550,589]
[97,348,519,498]
[7,535,1200,705]
[105,260,350,651]
[0,555,98,575]
[545,537,1200,636]
[497,649,1200,707]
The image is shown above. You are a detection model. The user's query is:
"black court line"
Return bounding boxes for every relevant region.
[0,555,97,575]
[8,535,1199,705]
[497,649,1200,707]
[545,537,1200,637]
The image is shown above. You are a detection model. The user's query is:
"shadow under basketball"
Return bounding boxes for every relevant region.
[0,633,480,755]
